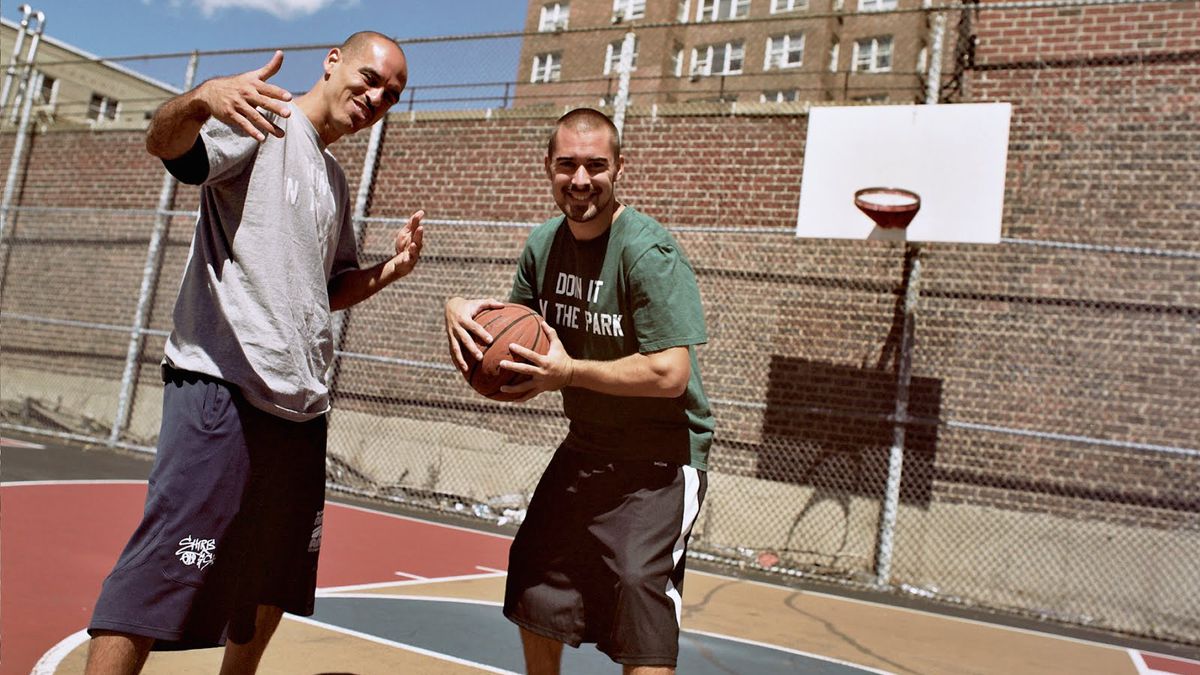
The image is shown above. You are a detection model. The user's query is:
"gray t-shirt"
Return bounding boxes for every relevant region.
[163,102,358,421]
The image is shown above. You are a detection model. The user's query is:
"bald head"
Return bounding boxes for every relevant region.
[339,31,403,60]
[548,108,621,159]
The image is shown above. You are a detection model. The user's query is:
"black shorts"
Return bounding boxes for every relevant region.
[503,446,707,667]
[88,367,327,650]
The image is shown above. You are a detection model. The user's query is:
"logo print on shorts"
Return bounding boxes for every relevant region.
[176,535,216,570]
[308,510,324,553]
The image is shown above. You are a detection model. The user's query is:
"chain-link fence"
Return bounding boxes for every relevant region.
[1,0,1197,647]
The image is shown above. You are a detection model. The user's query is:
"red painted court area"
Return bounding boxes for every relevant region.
[0,481,511,675]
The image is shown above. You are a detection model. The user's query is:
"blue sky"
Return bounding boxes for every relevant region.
[13,0,530,107]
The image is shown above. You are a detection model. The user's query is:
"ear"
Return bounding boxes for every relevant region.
[323,47,341,78]
[613,154,625,182]
[544,155,553,181]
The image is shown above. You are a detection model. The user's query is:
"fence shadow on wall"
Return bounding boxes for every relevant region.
[757,356,942,508]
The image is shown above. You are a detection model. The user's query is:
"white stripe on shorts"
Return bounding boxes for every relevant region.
[665,465,702,624]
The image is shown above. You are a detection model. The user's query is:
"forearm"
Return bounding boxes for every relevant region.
[145,87,211,160]
[328,259,403,312]
[569,348,690,399]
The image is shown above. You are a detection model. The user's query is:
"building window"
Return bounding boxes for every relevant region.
[87,93,120,122]
[38,74,57,105]
[673,44,685,77]
[829,42,840,72]
[531,52,562,83]
[696,0,750,22]
[691,41,744,77]
[604,37,639,75]
[677,0,691,21]
[859,0,897,10]
[771,0,807,12]
[88,93,104,120]
[761,89,800,102]
[613,0,646,21]
[852,36,892,72]
[538,2,569,31]
[853,93,889,103]
[765,33,804,69]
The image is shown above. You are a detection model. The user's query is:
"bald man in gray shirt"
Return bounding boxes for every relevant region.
[86,32,423,675]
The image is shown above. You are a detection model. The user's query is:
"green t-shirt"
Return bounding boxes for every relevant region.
[509,206,714,470]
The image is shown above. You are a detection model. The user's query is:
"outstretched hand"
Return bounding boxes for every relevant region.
[390,210,425,279]
[199,50,293,141]
[498,321,574,403]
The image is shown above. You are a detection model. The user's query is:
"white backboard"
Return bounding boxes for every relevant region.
[796,103,1012,244]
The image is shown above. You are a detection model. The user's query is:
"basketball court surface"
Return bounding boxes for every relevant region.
[2,435,1198,675]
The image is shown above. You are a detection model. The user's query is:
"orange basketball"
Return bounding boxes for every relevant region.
[462,303,551,401]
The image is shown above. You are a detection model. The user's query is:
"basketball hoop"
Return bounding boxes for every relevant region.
[854,187,921,230]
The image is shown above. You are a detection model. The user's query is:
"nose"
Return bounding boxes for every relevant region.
[570,164,590,188]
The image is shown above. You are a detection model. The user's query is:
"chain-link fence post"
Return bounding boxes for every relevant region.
[109,51,199,447]
[925,3,948,104]
[328,112,386,397]
[612,31,636,137]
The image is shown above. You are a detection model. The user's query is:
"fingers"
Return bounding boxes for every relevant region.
[258,50,285,81]
[236,105,284,141]
[498,358,536,376]
[463,317,492,343]
[500,379,540,403]
[447,334,471,373]
[506,343,543,366]
[253,84,294,116]
[478,298,507,312]
[408,209,425,228]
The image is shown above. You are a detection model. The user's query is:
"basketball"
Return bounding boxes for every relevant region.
[462,303,551,401]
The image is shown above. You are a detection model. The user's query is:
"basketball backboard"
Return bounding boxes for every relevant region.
[796,103,1012,244]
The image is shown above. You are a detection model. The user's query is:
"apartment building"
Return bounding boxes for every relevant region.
[515,0,933,108]
[1,17,178,131]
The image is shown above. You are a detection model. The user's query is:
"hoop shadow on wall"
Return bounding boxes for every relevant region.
[757,356,941,508]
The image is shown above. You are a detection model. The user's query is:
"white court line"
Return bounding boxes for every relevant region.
[686,628,895,675]
[20,481,1192,670]
[1,479,147,487]
[475,565,505,574]
[1128,648,1200,674]
[329,501,514,540]
[318,592,503,607]
[691,569,1194,661]
[285,613,518,675]
[313,595,893,673]
[393,571,428,580]
[318,570,506,595]
[31,629,89,675]
[1130,649,1154,675]
[0,437,45,449]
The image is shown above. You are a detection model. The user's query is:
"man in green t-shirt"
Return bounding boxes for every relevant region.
[445,108,714,674]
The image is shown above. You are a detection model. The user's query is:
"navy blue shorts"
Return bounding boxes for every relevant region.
[88,367,327,650]
[503,447,707,667]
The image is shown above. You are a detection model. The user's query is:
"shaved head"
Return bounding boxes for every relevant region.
[548,108,621,159]
[339,31,403,60]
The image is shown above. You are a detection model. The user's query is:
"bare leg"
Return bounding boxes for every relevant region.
[520,627,564,675]
[218,605,285,675]
[84,632,154,675]
[624,667,674,675]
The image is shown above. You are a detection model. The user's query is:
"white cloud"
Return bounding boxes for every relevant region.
[191,0,356,20]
